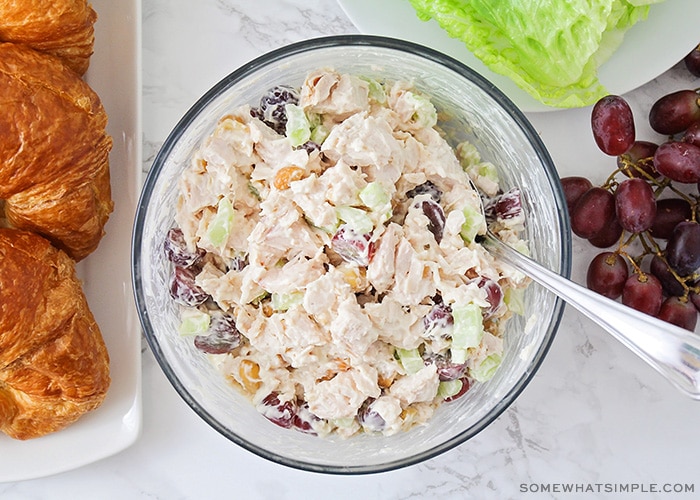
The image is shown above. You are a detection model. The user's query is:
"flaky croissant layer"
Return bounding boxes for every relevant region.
[0,42,113,261]
[0,0,97,75]
[0,228,111,440]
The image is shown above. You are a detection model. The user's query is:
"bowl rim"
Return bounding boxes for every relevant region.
[132,34,572,475]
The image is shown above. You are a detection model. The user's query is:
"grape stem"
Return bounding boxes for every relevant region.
[657,178,695,205]
[642,234,695,299]
[617,233,646,278]
[602,170,620,190]
[603,165,698,296]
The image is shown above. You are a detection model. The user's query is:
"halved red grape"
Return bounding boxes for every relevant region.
[407,180,442,202]
[614,178,657,233]
[490,188,523,220]
[653,141,700,184]
[423,302,453,336]
[251,85,300,134]
[657,296,698,331]
[164,227,205,267]
[170,266,210,306]
[665,221,700,276]
[421,199,446,243]
[621,273,663,316]
[193,311,241,354]
[292,401,321,435]
[358,398,387,432]
[648,89,700,135]
[425,353,468,382]
[650,198,692,240]
[561,176,593,214]
[331,225,375,266]
[477,277,503,318]
[258,392,296,429]
[591,95,635,156]
[586,252,628,299]
[570,187,616,239]
[616,140,659,178]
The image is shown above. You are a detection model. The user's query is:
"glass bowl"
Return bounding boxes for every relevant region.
[132,35,571,474]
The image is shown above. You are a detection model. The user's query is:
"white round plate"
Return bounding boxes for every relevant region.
[337,0,700,112]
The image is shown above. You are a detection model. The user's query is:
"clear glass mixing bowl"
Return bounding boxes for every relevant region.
[132,35,571,474]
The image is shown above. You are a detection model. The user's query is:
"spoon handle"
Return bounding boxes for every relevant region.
[484,232,700,400]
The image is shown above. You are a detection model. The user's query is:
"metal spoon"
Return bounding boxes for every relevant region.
[477,185,700,400]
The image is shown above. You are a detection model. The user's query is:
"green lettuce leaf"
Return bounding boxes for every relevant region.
[408,0,657,108]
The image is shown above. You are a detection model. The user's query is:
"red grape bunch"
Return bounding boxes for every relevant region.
[562,44,700,332]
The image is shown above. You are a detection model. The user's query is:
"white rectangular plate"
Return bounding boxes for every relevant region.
[0,0,143,482]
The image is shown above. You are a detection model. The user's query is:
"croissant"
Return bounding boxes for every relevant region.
[0,228,111,440]
[0,42,113,262]
[0,0,97,75]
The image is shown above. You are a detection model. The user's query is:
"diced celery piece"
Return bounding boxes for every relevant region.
[405,91,437,128]
[332,417,356,428]
[512,239,530,256]
[359,182,392,221]
[359,181,389,209]
[250,290,270,305]
[307,111,322,129]
[470,353,502,382]
[460,204,484,244]
[364,78,387,104]
[457,141,481,168]
[178,308,210,336]
[306,112,329,145]
[397,348,424,374]
[305,214,339,235]
[437,379,463,399]
[478,162,499,184]
[451,303,484,350]
[207,197,234,247]
[310,123,329,145]
[335,205,374,234]
[505,287,526,316]
[284,103,311,146]
[271,291,304,312]
[450,347,468,365]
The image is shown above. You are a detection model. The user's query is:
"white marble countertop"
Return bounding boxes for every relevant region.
[3,1,699,499]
